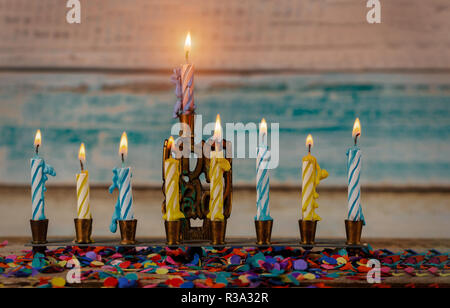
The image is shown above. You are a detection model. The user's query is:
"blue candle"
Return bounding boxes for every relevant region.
[256,119,272,221]
[30,130,56,221]
[347,119,365,224]
[109,132,134,233]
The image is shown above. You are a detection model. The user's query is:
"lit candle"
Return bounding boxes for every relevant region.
[207,115,231,221]
[256,118,272,221]
[109,132,134,233]
[347,118,365,224]
[30,129,56,221]
[301,134,328,221]
[76,143,91,219]
[171,32,196,117]
[163,136,185,221]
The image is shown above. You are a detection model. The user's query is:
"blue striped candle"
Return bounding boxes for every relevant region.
[347,118,365,224]
[256,119,272,221]
[30,130,56,221]
[109,132,134,233]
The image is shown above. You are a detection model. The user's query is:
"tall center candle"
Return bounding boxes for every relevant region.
[347,118,365,224]
[256,118,272,221]
[109,132,134,233]
[30,130,56,221]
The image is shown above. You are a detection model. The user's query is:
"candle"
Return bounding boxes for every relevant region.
[163,137,185,221]
[347,118,365,224]
[301,134,328,221]
[76,143,91,219]
[172,32,196,117]
[256,118,272,221]
[30,129,56,221]
[109,132,134,233]
[207,115,231,221]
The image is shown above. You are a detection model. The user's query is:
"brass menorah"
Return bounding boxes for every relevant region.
[162,114,232,241]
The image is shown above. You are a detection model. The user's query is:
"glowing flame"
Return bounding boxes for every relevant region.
[352,118,361,139]
[167,136,174,151]
[306,134,314,149]
[34,129,42,147]
[119,132,128,157]
[78,143,86,162]
[213,114,222,142]
[184,32,191,55]
[260,118,267,135]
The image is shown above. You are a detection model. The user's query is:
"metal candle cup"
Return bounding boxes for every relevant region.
[118,219,137,245]
[165,220,182,245]
[210,220,227,245]
[74,218,93,244]
[255,220,273,245]
[299,219,317,245]
[345,220,363,245]
[30,219,48,244]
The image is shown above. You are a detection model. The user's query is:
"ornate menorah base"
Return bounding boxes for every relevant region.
[345,220,363,245]
[74,218,93,244]
[165,220,182,245]
[255,220,273,245]
[299,220,317,245]
[118,220,137,245]
[30,219,48,244]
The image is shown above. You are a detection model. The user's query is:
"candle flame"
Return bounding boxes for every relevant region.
[167,136,174,151]
[213,114,222,142]
[306,134,314,149]
[352,118,361,138]
[119,132,128,157]
[184,32,191,54]
[34,129,41,147]
[260,118,267,135]
[78,143,86,162]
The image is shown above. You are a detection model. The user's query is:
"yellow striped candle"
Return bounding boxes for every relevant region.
[207,115,231,221]
[301,134,328,221]
[76,143,91,219]
[163,137,185,221]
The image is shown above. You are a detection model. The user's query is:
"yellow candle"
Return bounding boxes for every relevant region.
[207,115,231,221]
[77,143,91,219]
[163,137,185,221]
[301,134,328,221]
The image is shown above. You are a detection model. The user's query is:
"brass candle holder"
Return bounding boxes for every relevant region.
[118,219,137,245]
[74,218,93,244]
[30,219,48,244]
[162,113,232,243]
[164,220,182,245]
[255,220,273,245]
[210,219,227,245]
[299,219,317,245]
[345,220,363,245]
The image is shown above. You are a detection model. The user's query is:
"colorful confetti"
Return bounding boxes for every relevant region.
[0,244,448,288]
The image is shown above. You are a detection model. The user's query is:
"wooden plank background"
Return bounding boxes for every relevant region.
[0,0,449,71]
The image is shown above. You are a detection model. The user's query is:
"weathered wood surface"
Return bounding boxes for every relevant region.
[0,0,449,71]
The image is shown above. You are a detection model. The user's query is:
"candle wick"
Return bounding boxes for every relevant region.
[308,144,311,153]
[80,160,84,172]
[354,133,360,146]
[35,144,39,155]
[121,153,125,166]
[185,51,189,63]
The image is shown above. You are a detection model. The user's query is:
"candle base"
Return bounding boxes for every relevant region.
[30,219,48,244]
[74,218,93,244]
[164,220,182,245]
[210,220,227,245]
[299,219,317,245]
[255,220,273,245]
[345,220,363,245]
[118,220,137,245]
